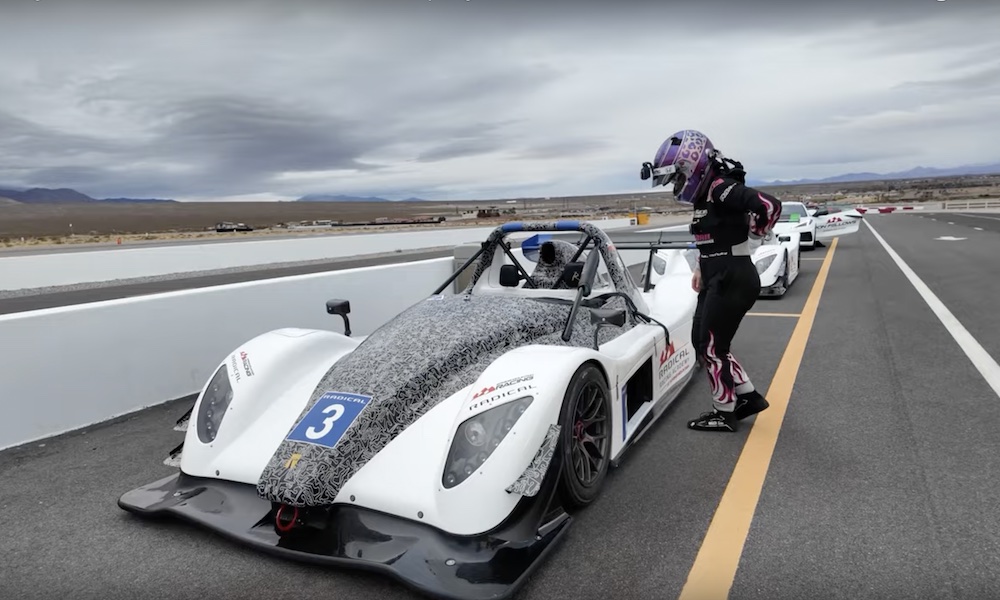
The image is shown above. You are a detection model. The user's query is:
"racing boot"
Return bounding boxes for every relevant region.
[687,408,738,432]
[734,391,769,421]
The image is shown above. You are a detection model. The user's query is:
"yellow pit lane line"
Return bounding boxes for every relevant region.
[677,237,839,600]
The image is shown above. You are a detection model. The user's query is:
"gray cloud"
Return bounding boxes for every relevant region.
[0,0,998,199]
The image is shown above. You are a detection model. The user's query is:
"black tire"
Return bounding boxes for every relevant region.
[557,363,612,510]
[781,251,789,290]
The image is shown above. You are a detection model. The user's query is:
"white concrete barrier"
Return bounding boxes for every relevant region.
[0,257,456,451]
[942,199,1000,210]
[0,218,634,291]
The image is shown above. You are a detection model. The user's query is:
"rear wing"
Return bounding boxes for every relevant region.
[604,229,696,250]
[518,228,696,293]
[520,229,695,262]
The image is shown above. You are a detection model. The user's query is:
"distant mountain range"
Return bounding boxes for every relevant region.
[296,193,427,202]
[754,163,1000,186]
[0,187,176,204]
[3,162,999,204]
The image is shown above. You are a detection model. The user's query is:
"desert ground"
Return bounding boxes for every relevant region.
[1,173,998,249]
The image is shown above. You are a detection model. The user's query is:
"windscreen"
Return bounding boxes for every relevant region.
[778,204,808,222]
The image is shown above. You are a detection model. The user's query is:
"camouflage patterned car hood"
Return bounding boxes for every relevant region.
[256,292,631,506]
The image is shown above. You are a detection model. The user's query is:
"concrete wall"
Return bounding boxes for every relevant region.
[0,218,634,291]
[0,257,456,450]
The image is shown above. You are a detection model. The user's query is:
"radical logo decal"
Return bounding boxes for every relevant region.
[468,376,537,412]
[471,374,534,400]
[658,341,692,387]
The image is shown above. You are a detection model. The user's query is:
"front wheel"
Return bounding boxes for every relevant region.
[781,251,789,290]
[557,363,612,510]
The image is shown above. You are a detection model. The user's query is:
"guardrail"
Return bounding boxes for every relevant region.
[941,199,1000,210]
[0,219,632,291]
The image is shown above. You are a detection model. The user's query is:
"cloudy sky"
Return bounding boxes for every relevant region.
[1,0,999,201]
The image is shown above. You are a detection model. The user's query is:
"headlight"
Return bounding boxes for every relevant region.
[442,395,533,489]
[196,365,234,443]
[755,254,776,274]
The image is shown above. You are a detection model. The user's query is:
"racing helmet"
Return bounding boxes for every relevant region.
[640,129,717,205]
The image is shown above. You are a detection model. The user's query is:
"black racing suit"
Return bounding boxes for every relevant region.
[690,173,781,414]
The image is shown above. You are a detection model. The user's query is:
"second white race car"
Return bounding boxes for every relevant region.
[751,230,801,297]
[776,201,864,250]
[643,200,864,298]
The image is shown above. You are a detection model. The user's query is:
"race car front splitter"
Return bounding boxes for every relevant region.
[118,470,572,600]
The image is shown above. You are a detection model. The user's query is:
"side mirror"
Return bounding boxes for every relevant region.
[589,307,626,349]
[326,298,352,336]
[561,262,584,288]
[813,208,828,217]
[778,235,791,242]
[499,264,522,287]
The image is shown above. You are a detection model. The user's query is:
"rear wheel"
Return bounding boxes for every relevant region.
[557,363,611,509]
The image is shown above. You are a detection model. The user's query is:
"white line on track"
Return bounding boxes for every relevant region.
[958,213,1000,222]
[864,220,1000,399]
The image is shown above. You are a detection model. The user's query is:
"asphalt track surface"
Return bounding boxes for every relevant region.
[4,212,1000,599]
[919,210,1000,235]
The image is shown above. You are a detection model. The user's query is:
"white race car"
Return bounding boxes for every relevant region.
[643,231,802,298]
[776,201,863,250]
[118,220,701,600]
[751,230,801,297]
[809,204,866,241]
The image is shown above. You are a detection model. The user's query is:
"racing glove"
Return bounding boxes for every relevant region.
[748,192,781,238]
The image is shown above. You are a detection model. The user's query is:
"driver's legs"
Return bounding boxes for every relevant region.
[689,256,769,432]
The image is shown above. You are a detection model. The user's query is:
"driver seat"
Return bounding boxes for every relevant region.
[531,240,578,289]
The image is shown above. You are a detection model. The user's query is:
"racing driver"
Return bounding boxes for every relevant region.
[640,129,781,432]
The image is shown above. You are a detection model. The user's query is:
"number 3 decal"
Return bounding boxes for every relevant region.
[305,403,344,440]
[285,391,373,449]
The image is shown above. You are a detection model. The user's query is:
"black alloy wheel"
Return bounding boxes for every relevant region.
[557,363,611,509]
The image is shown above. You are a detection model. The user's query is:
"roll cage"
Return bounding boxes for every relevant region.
[431,220,696,343]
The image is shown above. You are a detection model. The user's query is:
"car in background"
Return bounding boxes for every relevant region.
[776,201,863,250]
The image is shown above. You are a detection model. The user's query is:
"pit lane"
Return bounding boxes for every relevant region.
[3,212,1000,600]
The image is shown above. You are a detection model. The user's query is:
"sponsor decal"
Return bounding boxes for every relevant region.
[718,183,736,202]
[468,383,537,412]
[660,342,675,366]
[283,452,302,469]
[471,374,534,400]
[229,353,241,383]
[229,350,255,382]
[285,391,372,449]
[240,351,254,377]
[658,341,692,387]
